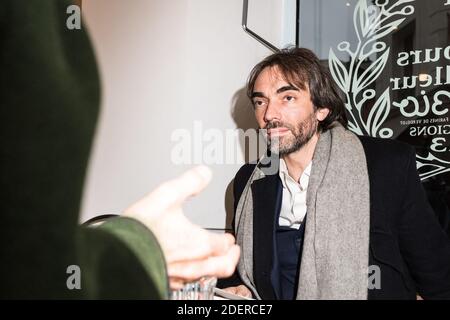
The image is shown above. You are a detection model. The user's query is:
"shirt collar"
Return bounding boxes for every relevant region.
[279,158,312,190]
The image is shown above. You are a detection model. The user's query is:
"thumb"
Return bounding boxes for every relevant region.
[124,166,212,218]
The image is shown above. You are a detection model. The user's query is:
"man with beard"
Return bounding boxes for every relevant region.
[220,48,450,300]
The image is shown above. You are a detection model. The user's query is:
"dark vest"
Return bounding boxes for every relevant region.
[271,219,306,300]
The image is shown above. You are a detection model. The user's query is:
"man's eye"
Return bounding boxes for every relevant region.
[284,96,295,102]
[253,100,266,107]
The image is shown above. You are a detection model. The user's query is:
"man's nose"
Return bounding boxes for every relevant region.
[264,101,281,123]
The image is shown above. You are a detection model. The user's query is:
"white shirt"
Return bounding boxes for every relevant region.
[278,158,312,229]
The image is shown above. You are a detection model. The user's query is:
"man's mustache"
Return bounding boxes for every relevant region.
[264,121,294,131]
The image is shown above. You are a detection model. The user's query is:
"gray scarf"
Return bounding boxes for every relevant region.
[235,123,370,300]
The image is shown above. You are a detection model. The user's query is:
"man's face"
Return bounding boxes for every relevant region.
[251,66,329,155]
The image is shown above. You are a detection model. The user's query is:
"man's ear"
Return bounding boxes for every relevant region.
[316,107,330,121]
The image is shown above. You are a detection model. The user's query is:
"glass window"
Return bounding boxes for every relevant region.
[297,0,450,234]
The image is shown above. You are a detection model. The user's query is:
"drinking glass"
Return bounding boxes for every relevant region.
[170,277,217,300]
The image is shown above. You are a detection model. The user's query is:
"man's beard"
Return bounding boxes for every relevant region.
[265,112,318,156]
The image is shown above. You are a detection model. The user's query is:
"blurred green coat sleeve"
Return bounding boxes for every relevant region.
[78,218,168,299]
[0,0,168,299]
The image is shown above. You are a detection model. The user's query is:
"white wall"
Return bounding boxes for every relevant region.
[80,0,287,228]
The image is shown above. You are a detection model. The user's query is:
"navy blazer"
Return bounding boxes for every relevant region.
[223,136,450,300]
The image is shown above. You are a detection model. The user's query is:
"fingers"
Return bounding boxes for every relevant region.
[162,165,212,203]
[162,225,236,264]
[167,245,240,283]
[206,232,236,257]
[169,278,185,291]
[170,231,235,263]
[235,285,252,298]
[223,285,252,298]
[124,166,212,218]
[222,287,238,294]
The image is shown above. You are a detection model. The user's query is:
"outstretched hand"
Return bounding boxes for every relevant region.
[123,166,240,290]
